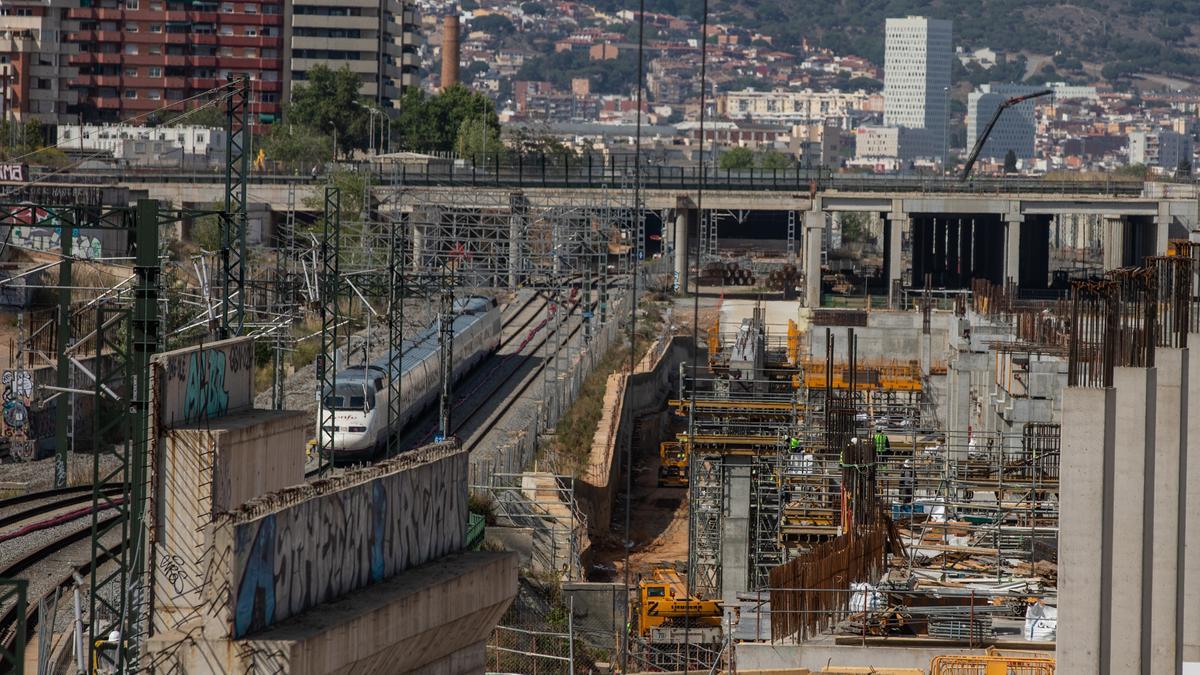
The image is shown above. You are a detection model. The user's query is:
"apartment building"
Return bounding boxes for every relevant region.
[64,0,284,123]
[0,0,79,123]
[1129,129,1192,171]
[285,0,419,110]
[717,89,869,124]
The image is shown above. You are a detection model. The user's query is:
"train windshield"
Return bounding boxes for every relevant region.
[323,383,375,411]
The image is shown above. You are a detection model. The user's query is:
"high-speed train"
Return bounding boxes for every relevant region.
[319,296,501,459]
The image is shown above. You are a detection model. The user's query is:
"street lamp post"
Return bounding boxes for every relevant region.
[942,86,950,177]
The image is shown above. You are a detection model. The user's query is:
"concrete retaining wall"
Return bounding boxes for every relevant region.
[218,443,469,637]
[577,336,690,535]
[153,336,256,429]
[146,551,517,675]
[152,409,308,637]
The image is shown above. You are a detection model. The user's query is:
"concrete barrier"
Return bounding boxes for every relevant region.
[577,336,691,535]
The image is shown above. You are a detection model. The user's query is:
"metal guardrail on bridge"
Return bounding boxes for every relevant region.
[26,162,1164,197]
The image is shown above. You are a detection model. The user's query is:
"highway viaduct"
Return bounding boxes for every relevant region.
[33,172,1200,307]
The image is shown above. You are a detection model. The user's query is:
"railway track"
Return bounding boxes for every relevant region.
[0,486,125,671]
[400,285,600,452]
[459,295,598,455]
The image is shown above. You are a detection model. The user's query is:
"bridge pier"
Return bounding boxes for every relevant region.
[1004,213,1022,286]
[1104,215,1128,269]
[674,199,690,294]
[411,219,425,272]
[885,212,907,307]
[804,210,824,307]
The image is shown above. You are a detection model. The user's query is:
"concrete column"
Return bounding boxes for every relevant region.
[673,208,688,294]
[1154,216,1171,256]
[804,210,824,307]
[1111,366,1156,674]
[1057,386,1116,675]
[721,459,751,604]
[1151,348,1187,675]
[411,220,425,273]
[508,205,523,288]
[1004,213,1022,286]
[1103,215,1126,270]
[886,212,906,307]
[1185,334,1200,662]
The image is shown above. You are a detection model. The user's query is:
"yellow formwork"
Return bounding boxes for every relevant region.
[798,359,923,392]
[669,398,802,415]
[928,655,1054,675]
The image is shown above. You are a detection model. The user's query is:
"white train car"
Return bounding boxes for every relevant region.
[320,296,501,459]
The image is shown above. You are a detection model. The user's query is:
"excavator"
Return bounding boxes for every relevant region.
[636,567,723,638]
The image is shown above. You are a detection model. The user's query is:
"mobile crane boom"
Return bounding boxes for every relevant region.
[959,89,1053,181]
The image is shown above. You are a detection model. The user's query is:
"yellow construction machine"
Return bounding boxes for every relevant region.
[636,567,723,637]
[658,441,688,487]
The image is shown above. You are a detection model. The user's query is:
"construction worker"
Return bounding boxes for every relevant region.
[873,426,890,458]
[788,435,801,452]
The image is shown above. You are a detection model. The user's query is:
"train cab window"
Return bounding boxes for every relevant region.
[374,378,384,391]
[324,384,375,411]
[647,587,665,597]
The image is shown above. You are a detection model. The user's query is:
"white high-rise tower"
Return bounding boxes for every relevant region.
[884,16,953,159]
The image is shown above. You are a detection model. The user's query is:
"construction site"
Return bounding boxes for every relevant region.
[0,78,1199,675]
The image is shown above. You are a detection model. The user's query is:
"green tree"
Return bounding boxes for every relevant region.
[393,85,498,154]
[1003,149,1018,173]
[470,14,515,36]
[1116,163,1149,179]
[288,65,371,157]
[758,149,793,170]
[301,167,371,229]
[262,123,334,167]
[840,212,868,243]
[506,124,576,161]
[521,1,545,14]
[1176,157,1192,177]
[162,103,227,128]
[719,147,754,170]
[455,115,505,163]
[190,202,225,250]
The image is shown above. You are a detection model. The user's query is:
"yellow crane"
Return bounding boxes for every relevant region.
[636,567,722,637]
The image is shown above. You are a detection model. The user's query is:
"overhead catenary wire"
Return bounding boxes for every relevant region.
[683,0,711,670]
[621,0,647,672]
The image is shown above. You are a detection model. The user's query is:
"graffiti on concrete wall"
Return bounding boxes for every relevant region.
[2,204,105,258]
[229,449,467,637]
[155,337,254,429]
[2,369,33,460]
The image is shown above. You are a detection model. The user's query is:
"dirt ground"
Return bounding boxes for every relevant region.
[587,412,691,584]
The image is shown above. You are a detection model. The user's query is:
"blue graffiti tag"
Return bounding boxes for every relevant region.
[371,482,386,583]
[183,349,229,423]
[234,514,276,637]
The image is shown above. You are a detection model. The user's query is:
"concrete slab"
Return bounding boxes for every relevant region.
[144,551,518,675]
